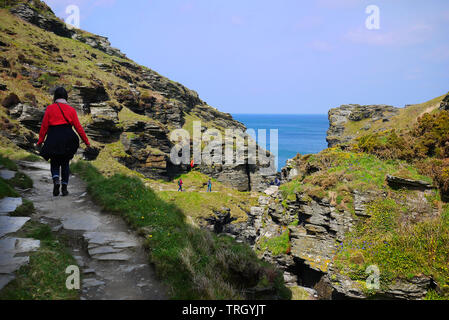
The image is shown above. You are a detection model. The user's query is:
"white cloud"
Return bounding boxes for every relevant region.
[344,23,434,47]
[308,40,333,52]
[426,45,449,62]
[316,0,361,9]
[293,15,324,31]
[44,0,115,10]
[230,15,244,26]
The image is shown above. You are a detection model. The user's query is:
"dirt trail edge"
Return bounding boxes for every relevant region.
[18,161,167,300]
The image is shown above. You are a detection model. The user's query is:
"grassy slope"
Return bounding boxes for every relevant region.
[343,93,447,139]
[154,170,257,225]
[71,160,290,300]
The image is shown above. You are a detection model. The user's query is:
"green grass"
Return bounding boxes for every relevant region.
[0,177,19,198]
[280,148,432,213]
[0,155,32,198]
[0,155,18,170]
[289,286,314,300]
[0,221,80,300]
[71,160,291,300]
[258,230,290,256]
[0,136,41,162]
[10,199,35,217]
[0,154,78,300]
[8,171,33,189]
[333,198,449,297]
[156,171,256,224]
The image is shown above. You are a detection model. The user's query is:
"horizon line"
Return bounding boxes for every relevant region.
[231,113,328,115]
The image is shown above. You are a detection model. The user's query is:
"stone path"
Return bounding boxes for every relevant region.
[1,160,167,300]
[0,165,39,291]
[0,170,16,180]
[0,198,23,215]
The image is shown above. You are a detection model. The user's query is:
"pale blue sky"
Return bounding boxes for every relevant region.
[45,0,449,114]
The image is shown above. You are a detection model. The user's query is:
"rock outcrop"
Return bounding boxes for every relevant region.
[439,93,449,111]
[68,84,110,114]
[327,267,433,300]
[10,1,74,38]
[85,103,121,143]
[386,175,435,190]
[9,1,125,58]
[327,104,399,147]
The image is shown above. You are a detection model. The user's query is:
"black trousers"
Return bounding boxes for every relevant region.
[50,157,70,185]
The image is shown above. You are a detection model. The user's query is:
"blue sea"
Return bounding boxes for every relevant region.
[232,114,329,171]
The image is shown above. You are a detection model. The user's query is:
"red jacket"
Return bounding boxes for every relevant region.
[37,103,90,146]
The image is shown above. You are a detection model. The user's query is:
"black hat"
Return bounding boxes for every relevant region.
[53,87,68,102]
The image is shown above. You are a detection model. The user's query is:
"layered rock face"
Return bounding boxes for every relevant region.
[327,104,399,147]
[213,146,439,300]
[234,179,435,299]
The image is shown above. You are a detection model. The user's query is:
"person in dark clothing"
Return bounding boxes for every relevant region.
[274,177,281,186]
[207,179,212,192]
[37,87,90,196]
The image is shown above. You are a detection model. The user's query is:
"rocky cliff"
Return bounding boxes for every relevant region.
[327,104,399,147]
[0,0,275,190]
[326,93,448,148]
[211,95,449,300]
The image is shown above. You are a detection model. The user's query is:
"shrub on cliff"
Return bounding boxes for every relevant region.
[354,129,417,160]
[412,111,449,158]
[416,158,449,202]
[355,110,449,161]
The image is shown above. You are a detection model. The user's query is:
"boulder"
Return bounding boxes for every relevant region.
[10,2,75,38]
[140,69,202,110]
[72,33,126,59]
[328,269,432,300]
[386,175,435,190]
[16,104,45,133]
[205,208,237,234]
[119,130,172,180]
[439,94,449,111]
[68,84,109,114]
[2,93,20,108]
[0,57,10,68]
[85,103,121,142]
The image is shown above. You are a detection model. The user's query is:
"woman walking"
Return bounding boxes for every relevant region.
[37,87,90,196]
